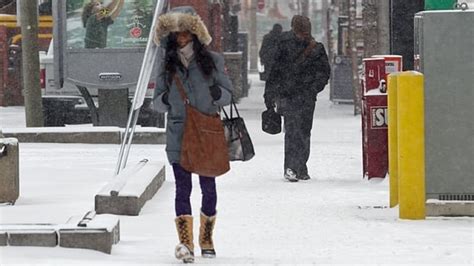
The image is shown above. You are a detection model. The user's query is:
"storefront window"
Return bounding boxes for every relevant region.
[66,0,156,49]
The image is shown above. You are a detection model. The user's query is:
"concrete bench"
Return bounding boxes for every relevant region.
[0,211,120,254]
[0,138,19,204]
[95,160,166,216]
[60,211,120,254]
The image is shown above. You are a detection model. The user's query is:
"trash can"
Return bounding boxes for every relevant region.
[330,55,353,103]
[0,138,19,204]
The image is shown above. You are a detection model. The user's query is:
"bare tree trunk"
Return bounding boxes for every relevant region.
[340,0,349,17]
[362,0,390,56]
[327,1,335,62]
[241,0,249,32]
[301,0,310,17]
[222,0,231,51]
[362,0,378,57]
[376,0,390,54]
[340,0,350,56]
[20,0,43,127]
[249,0,258,72]
[348,0,361,115]
[322,0,329,47]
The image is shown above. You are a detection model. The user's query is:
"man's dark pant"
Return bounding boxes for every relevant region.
[282,97,316,176]
[173,163,217,217]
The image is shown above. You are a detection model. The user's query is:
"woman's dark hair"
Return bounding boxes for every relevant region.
[164,33,216,85]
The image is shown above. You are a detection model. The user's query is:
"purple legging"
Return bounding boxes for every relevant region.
[172,163,217,217]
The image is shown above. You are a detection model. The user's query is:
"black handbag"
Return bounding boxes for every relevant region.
[222,100,255,161]
[261,108,282,134]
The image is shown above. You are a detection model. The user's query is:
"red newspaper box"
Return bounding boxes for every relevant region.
[361,55,403,180]
[372,55,403,77]
[361,58,388,180]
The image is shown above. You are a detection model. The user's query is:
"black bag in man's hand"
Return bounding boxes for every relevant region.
[261,108,281,134]
[222,101,255,161]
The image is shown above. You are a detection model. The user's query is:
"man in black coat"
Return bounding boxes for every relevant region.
[264,15,331,182]
[259,23,283,81]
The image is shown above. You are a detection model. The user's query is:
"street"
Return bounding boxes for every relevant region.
[0,74,472,265]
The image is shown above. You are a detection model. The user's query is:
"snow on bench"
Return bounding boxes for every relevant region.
[95,160,166,216]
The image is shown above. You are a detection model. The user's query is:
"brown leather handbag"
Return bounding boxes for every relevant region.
[174,75,230,177]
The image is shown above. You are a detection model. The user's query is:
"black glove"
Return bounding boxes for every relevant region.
[209,84,222,101]
[265,97,275,110]
[162,91,169,105]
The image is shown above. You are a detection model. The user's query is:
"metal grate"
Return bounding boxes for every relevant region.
[439,194,474,201]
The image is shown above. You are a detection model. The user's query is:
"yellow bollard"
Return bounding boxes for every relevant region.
[387,73,399,208]
[397,71,425,220]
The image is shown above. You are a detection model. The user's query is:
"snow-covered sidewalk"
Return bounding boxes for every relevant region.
[0,74,472,265]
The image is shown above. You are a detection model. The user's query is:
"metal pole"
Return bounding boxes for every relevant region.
[20,0,44,127]
[115,0,168,175]
[249,0,258,72]
[121,110,141,169]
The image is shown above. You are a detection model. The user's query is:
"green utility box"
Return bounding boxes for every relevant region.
[425,0,456,10]
[414,10,474,202]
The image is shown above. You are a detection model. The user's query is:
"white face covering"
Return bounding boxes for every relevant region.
[178,41,194,68]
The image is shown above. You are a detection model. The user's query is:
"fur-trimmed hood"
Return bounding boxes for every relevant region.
[154,6,212,47]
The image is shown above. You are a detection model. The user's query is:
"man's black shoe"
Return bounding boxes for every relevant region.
[297,174,311,180]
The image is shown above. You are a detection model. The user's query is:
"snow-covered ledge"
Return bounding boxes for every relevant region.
[426,199,474,217]
[0,211,120,254]
[95,160,166,216]
[2,126,166,144]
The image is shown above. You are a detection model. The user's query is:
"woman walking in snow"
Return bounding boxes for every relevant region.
[152,6,233,264]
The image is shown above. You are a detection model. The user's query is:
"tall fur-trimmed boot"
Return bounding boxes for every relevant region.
[199,212,217,258]
[175,215,194,263]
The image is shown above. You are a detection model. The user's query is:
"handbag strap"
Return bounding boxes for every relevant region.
[222,98,240,120]
[173,74,189,104]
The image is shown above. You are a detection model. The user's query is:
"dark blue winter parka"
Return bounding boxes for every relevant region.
[153,52,233,164]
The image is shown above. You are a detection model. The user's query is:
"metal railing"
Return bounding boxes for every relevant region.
[115,0,169,175]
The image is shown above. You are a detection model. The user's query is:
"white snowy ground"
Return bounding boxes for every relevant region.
[0,74,472,265]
